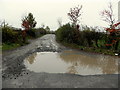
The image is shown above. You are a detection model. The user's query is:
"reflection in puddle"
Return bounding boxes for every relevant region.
[24,50,119,75]
[27,53,37,64]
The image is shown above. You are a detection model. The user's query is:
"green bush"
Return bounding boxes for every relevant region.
[56,23,107,49]
[2,26,22,43]
[26,29,36,38]
[34,28,47,37]
[56,24,93,46]
[26,28,48,38]
[39,28,47,35]
[56,23,76,43]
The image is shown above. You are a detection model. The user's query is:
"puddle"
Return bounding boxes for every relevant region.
[24,50,119,75]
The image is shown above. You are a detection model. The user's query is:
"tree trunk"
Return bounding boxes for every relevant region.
[95,40,98,47]
[115,41,119,50]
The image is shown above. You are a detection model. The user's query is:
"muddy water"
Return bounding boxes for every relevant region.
[24,50,119,75]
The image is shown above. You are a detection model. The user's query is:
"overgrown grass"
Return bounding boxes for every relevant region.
[2,43,21,51]
[0,45,2,51]
[59,41,115,56]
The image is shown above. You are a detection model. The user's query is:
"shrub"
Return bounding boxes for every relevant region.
[26,29,36,38]
[39,28,47,35]
[2,26,22,44]
[56,23,75,43]
[56,23,107,48]
[26,28,47,38]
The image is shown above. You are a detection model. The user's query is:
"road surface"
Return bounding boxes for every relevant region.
[2,34,119,88]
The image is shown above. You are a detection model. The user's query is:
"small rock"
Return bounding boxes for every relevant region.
[115,53,119,56]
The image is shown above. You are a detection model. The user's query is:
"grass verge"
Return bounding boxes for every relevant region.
[2,43,21,51]
[58,41,115,56]
[2,34,45,51]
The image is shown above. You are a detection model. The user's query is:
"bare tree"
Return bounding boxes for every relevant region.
[41,23,45,28]
[101,2,115,28]
[68,5,82,27]
[57,18,62,27]
[0,20,8,28]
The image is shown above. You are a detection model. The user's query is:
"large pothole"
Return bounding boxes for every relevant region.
[24,50,119,75]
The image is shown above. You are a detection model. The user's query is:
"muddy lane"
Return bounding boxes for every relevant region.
[2,34,119,88]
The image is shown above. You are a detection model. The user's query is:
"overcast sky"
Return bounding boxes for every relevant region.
[0,0,119,30]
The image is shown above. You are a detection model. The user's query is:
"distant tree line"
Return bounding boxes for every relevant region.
[2,13,53,46]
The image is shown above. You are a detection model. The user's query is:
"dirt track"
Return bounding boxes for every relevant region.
[2,34,119,88]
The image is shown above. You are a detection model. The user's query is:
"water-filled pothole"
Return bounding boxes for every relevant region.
[24,50,119,75]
